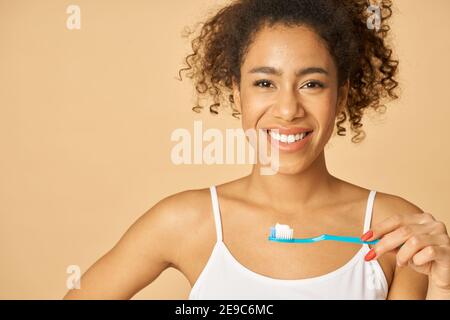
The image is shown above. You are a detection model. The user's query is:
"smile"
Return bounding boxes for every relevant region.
[264,128,314,153]
[267,129,312,144]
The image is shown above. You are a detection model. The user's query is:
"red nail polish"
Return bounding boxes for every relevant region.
[361,230,373,241]
[364,248,376,261]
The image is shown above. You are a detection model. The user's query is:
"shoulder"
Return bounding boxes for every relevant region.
[373,191,425,221]
[336,180,425,220]
[149,188,211,224]
[370,190,428,237]
[141,187,213,267]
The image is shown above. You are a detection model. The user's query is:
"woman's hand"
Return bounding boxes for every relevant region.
[360,212,450,297]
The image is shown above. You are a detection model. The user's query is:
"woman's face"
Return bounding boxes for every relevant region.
[232,23,348,174]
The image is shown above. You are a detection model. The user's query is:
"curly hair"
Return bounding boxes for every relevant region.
[177,0,399,143]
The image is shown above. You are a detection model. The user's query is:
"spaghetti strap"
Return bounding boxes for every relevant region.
[363,190,377,234]
[209,185,223,243]
[209,186,376,243]
[189,187,389,300]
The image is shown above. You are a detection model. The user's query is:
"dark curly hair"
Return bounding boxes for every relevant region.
[177,0,399,143]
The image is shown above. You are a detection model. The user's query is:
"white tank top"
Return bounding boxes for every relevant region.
[189,185,389,300]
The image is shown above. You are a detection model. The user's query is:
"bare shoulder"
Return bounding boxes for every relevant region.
[336,179,425,221]
[373,191,425,221]
[149,188,211,227]
[142,187,213,266]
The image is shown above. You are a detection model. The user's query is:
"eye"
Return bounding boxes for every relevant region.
[254,79,274,89]
[301,81,325,89]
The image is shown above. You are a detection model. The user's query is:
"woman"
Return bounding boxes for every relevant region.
[64,0,450,299]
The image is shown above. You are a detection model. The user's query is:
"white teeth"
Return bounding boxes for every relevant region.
[268,130,309,144]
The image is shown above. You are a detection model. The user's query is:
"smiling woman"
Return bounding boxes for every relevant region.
[62,0,450,301]
[178,0,399,144]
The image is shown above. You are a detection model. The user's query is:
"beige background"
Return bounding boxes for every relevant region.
[0,0,449,299]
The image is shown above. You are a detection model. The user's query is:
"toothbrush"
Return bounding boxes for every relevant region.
[268,223,380,245]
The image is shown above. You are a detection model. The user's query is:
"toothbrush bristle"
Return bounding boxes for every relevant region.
[278,229,293,239]
[271,223,294,240]
[270,227,276,238]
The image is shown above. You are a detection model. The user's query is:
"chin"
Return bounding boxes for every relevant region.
[271,161,306,175]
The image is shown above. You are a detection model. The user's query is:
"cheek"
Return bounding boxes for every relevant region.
[306,91,336,116]
[315,94,339,137]
[240,94,267,129]
[240,88,339,131]
[317,102,336,124]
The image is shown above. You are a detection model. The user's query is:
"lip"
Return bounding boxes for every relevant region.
[265,129,313,153]
[265,126,313,135]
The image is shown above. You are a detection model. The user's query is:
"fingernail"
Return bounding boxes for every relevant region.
[364,248,376,261]
[361,230,373,241]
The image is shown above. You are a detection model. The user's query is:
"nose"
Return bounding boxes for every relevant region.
[272,86,305,122]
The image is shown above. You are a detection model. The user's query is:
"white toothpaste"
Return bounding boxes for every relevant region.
[275,223,294,239]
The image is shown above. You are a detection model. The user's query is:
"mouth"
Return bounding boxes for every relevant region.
[262,128,314,153]
[265,129,313,144]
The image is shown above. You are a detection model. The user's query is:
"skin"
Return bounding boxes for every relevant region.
[367,212,450,299]
[63,23,450,300]
[231,23,346,209]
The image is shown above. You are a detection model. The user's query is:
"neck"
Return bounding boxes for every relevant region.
[244,150,338,214]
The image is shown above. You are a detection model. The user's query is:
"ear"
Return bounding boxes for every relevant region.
[232,78,242,114]
[336,79,350,115]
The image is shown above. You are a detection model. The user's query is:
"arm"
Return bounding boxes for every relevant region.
[386,259,428,299]
[378,196,429,299]
[376,195,450,299]
[63,192,187,300]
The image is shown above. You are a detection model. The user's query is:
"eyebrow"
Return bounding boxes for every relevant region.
[248,66,329,77]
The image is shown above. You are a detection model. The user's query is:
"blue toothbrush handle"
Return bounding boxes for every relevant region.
[323,234,379,245]
[268,234,379,245]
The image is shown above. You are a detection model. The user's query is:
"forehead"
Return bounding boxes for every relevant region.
[242,24,335,74]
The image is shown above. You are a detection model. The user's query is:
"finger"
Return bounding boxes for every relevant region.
[411,245,450,286]
[367,223,436,261]
[396,234,450,267]
[406,259,432,275]
[364,212,433,241]
[412,245,450,266]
